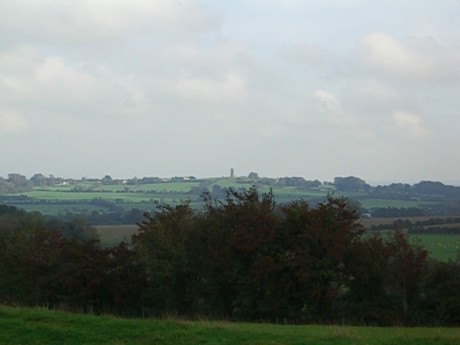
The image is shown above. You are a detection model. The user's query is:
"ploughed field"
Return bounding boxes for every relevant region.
[1,306,459,345]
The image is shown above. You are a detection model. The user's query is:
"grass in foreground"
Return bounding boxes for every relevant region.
[0,306,459,345]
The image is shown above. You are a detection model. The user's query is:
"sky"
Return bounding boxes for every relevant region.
[1,0,460,184]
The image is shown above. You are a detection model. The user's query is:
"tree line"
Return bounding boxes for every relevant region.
[370,216,460,234]
[0,189,459,325]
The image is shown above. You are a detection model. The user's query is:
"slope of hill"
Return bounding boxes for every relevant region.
[1,306,459,345]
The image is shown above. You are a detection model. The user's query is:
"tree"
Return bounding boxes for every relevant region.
[344,233,396,324]
[104,242,147,316]
[101,175,113,185]
[0,210,64,305]
[8,173,28,187]
[30,173,47,186]
[345,229,428,325]
[248,172,259,180]
[132,201,197,315]
[421,260,460,325]
[280,196,364,322]
[221,187,280,320]
[384,230,428,321]
[131,189,367,322]
[334,176,370,192]
[1,173,32,193]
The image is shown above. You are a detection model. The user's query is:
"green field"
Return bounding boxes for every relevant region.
[5,178,452,217]
[414,234,460,262]
[10,180,334,206]
[95,181,201,193]
[0,306,458,345]
[19,190,156,202]
[6,181,209,215]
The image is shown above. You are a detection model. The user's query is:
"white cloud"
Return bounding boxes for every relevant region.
[278,43,325,67]
[82,0,219,39]
[393,110,428,139]
[34,57,98,100]
[0,47,134,117]
[0,111,28,134]
[359,32,432,78]
[358,32,460,83]
[0,0,219,48]
[175,74,246,104]
[314,89,340,113]
[341,79,406,115]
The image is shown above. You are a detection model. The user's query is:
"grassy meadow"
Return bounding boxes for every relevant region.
[414,234,460,262]
[20,190,156,202]
[1,306,459,345]
[10,179,427,215]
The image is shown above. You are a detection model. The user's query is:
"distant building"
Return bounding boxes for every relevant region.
[230,168,235,178]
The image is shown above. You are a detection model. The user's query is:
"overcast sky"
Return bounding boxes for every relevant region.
[1,1,460,184]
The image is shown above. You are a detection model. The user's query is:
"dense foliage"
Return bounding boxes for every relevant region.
[1,189,460,325]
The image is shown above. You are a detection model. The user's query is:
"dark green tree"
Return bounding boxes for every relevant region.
[280,196,364,322]
[421,260,460,324]
[132,201,197,315]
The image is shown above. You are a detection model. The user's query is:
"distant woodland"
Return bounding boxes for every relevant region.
[2,173,460,225]
[3,173,460,197]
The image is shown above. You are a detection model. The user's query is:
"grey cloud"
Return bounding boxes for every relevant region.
[0,0,220,49]
[0,49,127,117]
[1,1,459,182]
[277,43,327,68]
[357,32,460,83]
